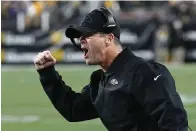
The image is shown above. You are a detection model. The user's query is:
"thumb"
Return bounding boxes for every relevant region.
[43,61,55,68]
[45,53,54,61]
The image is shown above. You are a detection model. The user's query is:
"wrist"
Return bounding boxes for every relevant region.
[37,66,57,81]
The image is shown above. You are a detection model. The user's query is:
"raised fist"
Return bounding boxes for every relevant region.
[34,50,56,70]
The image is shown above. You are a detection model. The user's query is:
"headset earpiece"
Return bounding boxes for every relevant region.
[92,7,116,30]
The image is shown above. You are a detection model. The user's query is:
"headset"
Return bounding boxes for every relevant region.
[94,7,117,30]
[69,7,117,51]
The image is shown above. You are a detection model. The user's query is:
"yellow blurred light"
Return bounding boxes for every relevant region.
[50,31,63,44]
[1,49,5,62]
[51,49,64,61]
[1,32,5,44]
[104,1,113,8]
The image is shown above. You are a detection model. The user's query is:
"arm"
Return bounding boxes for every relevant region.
[37,66,99,122]
[132,64,188,131]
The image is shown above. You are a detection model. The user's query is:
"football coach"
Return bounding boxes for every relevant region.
[34,7,188,131]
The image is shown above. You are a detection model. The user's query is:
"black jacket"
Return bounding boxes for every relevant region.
[38,48,188,131]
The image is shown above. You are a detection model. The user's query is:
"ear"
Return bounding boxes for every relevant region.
[105,33,114,47]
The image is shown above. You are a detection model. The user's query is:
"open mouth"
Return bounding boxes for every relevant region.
[82,48,88,57]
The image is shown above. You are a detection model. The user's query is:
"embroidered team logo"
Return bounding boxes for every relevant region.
[110,78,118,85]
[80,15,92,26]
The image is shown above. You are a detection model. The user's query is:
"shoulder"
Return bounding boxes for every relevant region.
[124,59,154,79]
[80,69,103,97]
[135,62,156,77]
[133,61,170,78]
[90,69,104,82]
[132,61,173,87]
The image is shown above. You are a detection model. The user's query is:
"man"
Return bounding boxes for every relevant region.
[34,7,188,131]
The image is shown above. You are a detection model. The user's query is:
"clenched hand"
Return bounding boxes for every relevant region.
[34,50,56,70]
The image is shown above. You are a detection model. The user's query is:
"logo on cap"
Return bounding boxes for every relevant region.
[80,15,92,26]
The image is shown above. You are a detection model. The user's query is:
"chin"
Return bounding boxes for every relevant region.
[85,59,99,65]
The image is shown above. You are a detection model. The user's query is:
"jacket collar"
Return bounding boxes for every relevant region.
[105,47,138,75]
[90,48,139,83]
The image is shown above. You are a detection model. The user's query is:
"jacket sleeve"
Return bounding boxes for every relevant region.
[131,64,188,131]
[37,66,99,122]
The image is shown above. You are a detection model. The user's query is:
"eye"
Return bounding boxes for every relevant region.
[85,33,94,38]
[83,33,95,39]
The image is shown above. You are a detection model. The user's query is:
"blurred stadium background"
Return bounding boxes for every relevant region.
[1,1,196,131]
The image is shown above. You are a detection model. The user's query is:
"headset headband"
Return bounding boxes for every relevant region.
[93,7,116,29]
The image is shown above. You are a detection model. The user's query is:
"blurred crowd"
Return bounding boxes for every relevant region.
[2,1,196,30]
[2,1,74,31]
[2,1,196,31]
[2,1,196,63]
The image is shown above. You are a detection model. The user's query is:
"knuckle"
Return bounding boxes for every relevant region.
[34,56,39,63]
[39,53,45,58]
[43,50,48,54]
[43,50,50,55]
[46,50,50,53]
[47,51,52,56]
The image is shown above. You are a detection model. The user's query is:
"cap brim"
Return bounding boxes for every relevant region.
[65,26,96,38]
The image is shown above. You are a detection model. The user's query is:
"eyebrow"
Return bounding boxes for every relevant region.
[78,33,98,42]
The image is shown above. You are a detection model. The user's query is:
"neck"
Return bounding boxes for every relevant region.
[100,46,122,72]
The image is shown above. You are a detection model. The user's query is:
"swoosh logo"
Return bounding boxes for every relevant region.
[154,74,162,81]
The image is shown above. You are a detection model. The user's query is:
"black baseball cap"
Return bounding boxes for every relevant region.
[65,7,120,39]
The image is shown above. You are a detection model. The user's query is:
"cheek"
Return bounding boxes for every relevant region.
[89,39,104,52]
[87,38,106,59]
[95,39,106,50]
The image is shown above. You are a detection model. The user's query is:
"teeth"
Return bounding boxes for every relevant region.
[85,50,88,54]
[82,49,88,55]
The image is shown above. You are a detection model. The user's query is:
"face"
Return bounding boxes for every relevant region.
[79,33,107,65]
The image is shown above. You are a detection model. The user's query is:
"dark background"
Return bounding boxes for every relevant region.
[1,1,196,64]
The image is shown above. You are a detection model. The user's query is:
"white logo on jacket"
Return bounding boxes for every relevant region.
[110,79,118,85]
[154,74,162,81]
